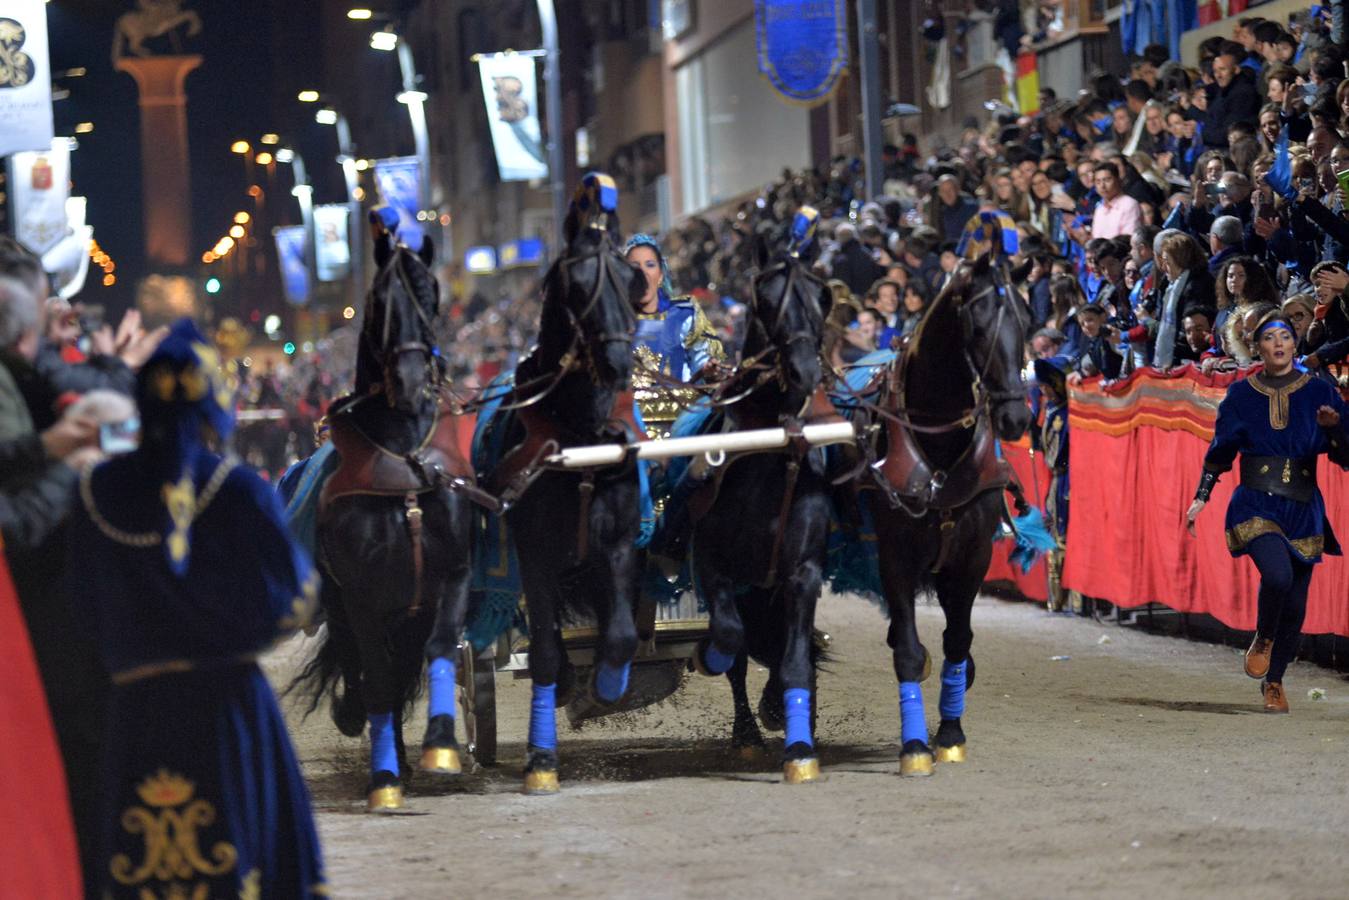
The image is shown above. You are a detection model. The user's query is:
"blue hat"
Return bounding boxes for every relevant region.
[1033,354,1072,392]
[137,318,236,444]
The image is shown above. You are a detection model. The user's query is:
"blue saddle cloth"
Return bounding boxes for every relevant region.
[278,441,339,562]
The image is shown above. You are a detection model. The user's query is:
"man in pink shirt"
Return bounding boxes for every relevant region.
[1087,161,1141,240]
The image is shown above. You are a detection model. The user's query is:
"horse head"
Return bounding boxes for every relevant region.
[946,251,1032,441]
[544,172,641,392]
[745,207,831,410]
[362,222,442,413]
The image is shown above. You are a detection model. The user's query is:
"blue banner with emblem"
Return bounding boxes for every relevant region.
[274,225,310,305]
[754,0,848,106]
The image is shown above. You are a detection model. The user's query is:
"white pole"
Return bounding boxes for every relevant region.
[544,422,858,468]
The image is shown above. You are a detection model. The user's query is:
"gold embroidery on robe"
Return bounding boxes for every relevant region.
[110,770,238,896]
[1246,373,1309,431]
[1225,516,1324,557]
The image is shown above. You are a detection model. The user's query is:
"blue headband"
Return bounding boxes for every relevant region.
[1255,318,1294,339]
[623,232,676,295]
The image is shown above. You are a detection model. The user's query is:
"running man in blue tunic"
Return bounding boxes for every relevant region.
[1187,310,1349,714]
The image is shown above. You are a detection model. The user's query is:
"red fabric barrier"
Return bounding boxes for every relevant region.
[983,436,1050,602]
[1061,366,1349,637]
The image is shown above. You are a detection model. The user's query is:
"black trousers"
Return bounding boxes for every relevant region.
[1247,533,1315,683]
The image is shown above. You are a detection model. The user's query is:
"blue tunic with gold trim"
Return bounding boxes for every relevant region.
[1204,372,1349,563]
[66,451,327,899]
[633,295,724,384]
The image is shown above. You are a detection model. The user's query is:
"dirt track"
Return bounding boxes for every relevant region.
[267,592,1349,899]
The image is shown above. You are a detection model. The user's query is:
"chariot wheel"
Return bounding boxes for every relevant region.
[459,642,498,767]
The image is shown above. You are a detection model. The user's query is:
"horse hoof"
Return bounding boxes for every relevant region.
[367,784,404,812]
[523,769,560,795]
[419,745,463,775]
[783,757,821,784]
[935,743,967,764]
[899,743,935,778]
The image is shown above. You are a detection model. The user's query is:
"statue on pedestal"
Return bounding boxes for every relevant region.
[111,0,201,64]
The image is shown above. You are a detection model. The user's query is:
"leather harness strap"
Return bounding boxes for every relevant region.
[404,492,425,616]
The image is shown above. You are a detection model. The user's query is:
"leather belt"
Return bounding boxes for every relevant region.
[1240,455,1316,503]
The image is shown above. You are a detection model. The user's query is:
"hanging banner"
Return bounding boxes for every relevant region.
[478,53,548,181]
[0,1,54,157]
[274,225,310,306]
[372,155,425,249]
[313,204,351,282]
[8,138,70,255]
[754,0,848,106]
[42,196,92,300]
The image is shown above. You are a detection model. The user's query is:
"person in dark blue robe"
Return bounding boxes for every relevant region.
[1034,357,1073,611]
[1187,312,1349,713]
[65,320,327,899]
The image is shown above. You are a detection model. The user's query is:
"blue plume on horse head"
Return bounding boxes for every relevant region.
[571,172,618,221]
[787,205,819,258]
[370,206,401,238]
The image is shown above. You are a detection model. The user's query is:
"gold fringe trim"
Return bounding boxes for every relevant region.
[1225,516,1324,557]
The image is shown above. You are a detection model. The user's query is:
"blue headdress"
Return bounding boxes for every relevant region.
[134,318,237,575]
[622,232,676,296]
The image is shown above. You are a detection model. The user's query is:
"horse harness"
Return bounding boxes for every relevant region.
[863,265,1023,572]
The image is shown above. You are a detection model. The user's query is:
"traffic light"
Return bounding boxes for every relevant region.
[205,277,222,294]
[282,342,296,355]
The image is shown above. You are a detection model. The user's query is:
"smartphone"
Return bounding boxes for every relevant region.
[1204,182,1224,202]
[1336,169,1349,197]
[99,417,140,455]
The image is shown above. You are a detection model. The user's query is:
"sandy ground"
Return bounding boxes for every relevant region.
[265,593,1349,899]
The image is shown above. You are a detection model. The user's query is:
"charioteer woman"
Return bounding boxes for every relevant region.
[1186,310,1349,713]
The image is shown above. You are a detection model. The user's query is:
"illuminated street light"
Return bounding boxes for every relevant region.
[369,30,398,51]
[230,140,250,154]
[342,306,356,320]
[314,108,338,125]
[354,158,370,171]
[347,8,373,19]
[260,133,280,145]
[275,148,294,163]
[234,211,250,224]
[202,252,215,264]
[229,224,246,239]
[205,277,222,294]
[74,121,94,134]
[297,90,320,103]
[255,151,273,165]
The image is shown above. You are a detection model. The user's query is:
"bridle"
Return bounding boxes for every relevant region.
[468,230,636,414]
[364,247,443,408]
[713,257,825,408]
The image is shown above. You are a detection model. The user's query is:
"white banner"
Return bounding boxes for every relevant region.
[478,53,548,182]
[313,204,351,282]
[8,138,71,255]
[0,1,55,156]
[43,196,92,300]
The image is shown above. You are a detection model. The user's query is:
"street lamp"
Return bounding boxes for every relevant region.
[314,107,364,314]
[230,140,251,154]
[297,90,320,103]
[275,146,319,292]
[347,7,373,19]
[368,27,432,216]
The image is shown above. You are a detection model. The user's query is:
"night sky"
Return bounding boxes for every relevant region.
[45,0,342,317]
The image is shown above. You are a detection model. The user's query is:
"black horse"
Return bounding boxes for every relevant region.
[293,224,477,811]
[865,252,1031,776]
[482,173,646,794]
[684,212,835,783]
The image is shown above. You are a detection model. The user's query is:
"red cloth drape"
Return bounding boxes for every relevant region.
[983,436,1050,601]
[0,542,81,898]
[1061,366,1349,636]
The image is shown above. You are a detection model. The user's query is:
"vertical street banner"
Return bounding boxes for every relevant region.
[274,225,310,305]
[373,156,425,248]
[478,53,548,181]
[313,204,351,282]
[754,0,848,106]
[7,138,70,254]
[0,1,54,157]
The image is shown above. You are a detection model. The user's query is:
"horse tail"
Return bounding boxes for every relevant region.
[284,623,346,720]
[284,578,368,737]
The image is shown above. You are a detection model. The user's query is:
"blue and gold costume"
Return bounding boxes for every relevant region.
[1203,371,1349,562]
[623,233,724,421]
[66,321,326,899]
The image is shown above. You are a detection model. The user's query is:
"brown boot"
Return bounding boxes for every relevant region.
[1262,681,1290,714]
[1244,635,1274,679]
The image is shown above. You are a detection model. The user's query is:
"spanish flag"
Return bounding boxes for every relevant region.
[1015,51,1040,115]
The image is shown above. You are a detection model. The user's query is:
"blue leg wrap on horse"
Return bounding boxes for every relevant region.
[369,712,398,776]
[428,657,456,719]
[594,660,631,704]
[939,659,967,720]
[703,644,737,675]
[784,688,813,748]
[899,681,928,745]
[529,683,557,751]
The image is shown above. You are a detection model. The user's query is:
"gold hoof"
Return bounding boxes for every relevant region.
[783,757,821,784]
[900,752,934,777]
[419,746,463,775]
[935,743,967,764]
[523,769,560,795]
[367,785,404,812]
